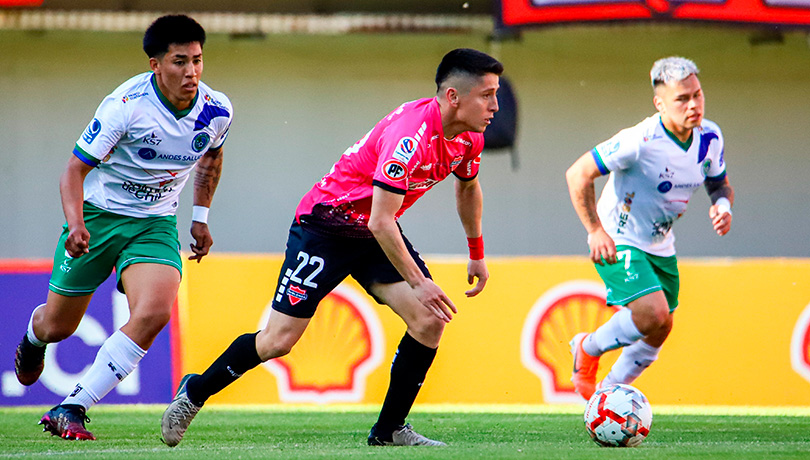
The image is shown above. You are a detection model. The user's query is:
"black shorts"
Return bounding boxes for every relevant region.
[271,222,432,318]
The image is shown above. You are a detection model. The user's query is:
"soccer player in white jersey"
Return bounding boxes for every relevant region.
[160,48,501,448]
[565,57,734,400]
[13,15,233,440]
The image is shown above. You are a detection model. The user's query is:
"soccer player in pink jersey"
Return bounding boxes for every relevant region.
[161,48,502,447]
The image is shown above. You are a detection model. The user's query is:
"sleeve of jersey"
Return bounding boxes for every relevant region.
[371,126,421,195]
[210,94,234,150]
[452,134,482,181]
[591,128,640,175]
[72,95,126,168]
[705,127,727,182]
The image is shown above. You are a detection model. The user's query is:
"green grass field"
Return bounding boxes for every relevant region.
[3,405,810,459]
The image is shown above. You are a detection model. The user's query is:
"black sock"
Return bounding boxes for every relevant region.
[186,332,262,406]
[372,332,437,439]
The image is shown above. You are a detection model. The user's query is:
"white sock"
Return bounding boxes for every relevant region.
[61,330,146,409]
[26,303,47,347]
[601,340,661,386]
[583,308,643,356]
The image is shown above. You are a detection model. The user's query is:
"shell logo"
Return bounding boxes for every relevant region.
[258,284,385,403]
[790,301,810,385]
[520,281,620,403]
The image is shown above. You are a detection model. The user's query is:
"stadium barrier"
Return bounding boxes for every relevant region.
[2,256,809,406]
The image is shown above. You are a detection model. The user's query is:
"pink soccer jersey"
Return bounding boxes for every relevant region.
[295,97,483,228]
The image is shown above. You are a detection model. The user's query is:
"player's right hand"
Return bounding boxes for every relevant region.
[413,279,457,322]
[587,228,617,265]
[65,226,90,258]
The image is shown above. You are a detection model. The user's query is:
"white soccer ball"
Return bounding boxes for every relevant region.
[583,384,653,447]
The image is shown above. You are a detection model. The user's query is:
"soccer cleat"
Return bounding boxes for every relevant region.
[161,373,202,447]
[39,404,96,441]
[570,332,600,400]
[368,423,446,447]
[15,335,46,386]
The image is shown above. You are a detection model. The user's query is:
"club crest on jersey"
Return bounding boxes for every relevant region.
[393,137,417,163]
[450,155,464,168]
[82,118,102,144]
[192,132,210,153]
[382,159,408,181]
[702,159,712,176]
[287,285,308,305]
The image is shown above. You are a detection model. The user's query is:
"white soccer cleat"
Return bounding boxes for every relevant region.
[391,424,447,446]
[161,374,202,447]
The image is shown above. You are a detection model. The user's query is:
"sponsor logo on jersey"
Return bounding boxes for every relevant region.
[657,181,673,193]
[658,167,674,179]
[382,159,408,181]
[82,118,102,144]
[287,285,308,305]
[157,153,203,162]
[121,181,172,202]
[203,93,226,108]
[602,140,620,155]
[142,132,163,146]
[122,91,147,103]
[408,179,439,191]
[453,137,472,147]
[138,148,157,160]
[393,137,417,163]
[191,132,211,153]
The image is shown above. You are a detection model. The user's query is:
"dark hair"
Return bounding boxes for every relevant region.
[143,15,206,58]
[435,48,503,91]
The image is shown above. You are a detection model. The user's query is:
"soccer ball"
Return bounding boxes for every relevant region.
[583,384,653,447]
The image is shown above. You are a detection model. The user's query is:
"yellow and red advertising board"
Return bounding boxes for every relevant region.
[178,255,810,407]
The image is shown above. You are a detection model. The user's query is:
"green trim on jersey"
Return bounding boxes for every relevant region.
[661,123,693,151]
[150,73,198,120]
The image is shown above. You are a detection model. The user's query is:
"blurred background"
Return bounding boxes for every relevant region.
[2,1,809,260]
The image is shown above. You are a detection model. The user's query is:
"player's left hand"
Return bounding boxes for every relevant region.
[709,205,732,236]
[189,221,213,263]
[465,259,489,297]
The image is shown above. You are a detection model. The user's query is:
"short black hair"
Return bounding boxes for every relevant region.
[435,48,503,91]
[143,15,206,58]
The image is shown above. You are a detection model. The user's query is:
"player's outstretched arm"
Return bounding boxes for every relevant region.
[60,155,94,258]
[565,152,616,265]
[454,177,489,297]
[189,146,223,263]
[369,186,457,322]
[705,176,734,236]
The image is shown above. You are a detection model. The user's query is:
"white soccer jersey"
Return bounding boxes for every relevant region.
[73,72,233,217]
[591,114,726,257]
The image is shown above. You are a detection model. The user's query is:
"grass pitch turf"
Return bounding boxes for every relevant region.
[3,405,810,459]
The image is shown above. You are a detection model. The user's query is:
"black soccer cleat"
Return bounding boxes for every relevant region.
[14,335,46,386]
[40,404,96,441]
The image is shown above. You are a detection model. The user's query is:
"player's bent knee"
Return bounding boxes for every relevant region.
[407,315,445,345]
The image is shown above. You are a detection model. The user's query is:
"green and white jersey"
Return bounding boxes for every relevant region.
[73,72,233,217]
[591,113,726,257]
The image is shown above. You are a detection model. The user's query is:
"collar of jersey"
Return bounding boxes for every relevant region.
[658,118,693,152]
[150,73,198,120]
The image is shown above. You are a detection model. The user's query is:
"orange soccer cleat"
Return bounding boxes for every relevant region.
[570,332,600,400]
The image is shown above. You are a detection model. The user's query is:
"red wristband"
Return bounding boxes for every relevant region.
[467,236,484,260]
